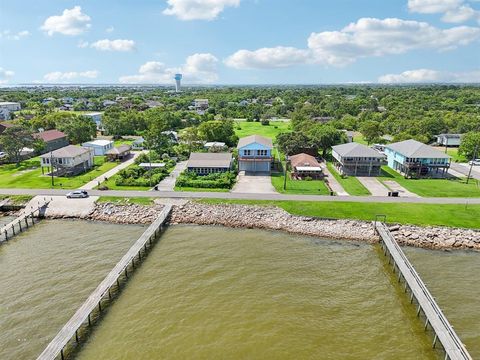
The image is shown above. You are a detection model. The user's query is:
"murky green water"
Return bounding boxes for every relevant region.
[0,219,145,360]
[1,221,478,359]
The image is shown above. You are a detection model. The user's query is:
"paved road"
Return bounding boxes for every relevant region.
[450,163,480,181]
[1,188,479,204]
[155,161,187,191]
[80,152,144,190]
[231,171,277,194]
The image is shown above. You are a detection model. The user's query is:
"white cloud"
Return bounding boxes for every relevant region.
[408,0,480,23]
[163,0,240,21]
[41,6,91,36]
[225,17,480,69]
[90,39,136,52]
[43,70,99,82]
[119,53,219,84]
[106,26,114,33]
[225,47,311,69]
[1,30,30,40]
[77,40,89,48]
[378,68,480,83]
[0,68,14,84]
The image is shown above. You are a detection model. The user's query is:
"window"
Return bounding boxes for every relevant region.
[257,149,267,156]
[244,149,252,156]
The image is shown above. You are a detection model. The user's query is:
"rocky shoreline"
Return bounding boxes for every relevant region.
[84,201,480,251]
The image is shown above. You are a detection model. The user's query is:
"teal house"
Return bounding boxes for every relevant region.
[385,139,450,178]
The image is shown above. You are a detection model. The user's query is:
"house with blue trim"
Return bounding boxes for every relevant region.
[237,135,273,173]
[385,139,451,178]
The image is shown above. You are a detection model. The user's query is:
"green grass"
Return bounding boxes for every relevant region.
[326,163,371,196]
[352,132,368,145]
[97,196,154,205]
[174,186,230,192]
[271,172,330,195]
[0,156,118,189]
[99,169,152,191]
[447,148,467,163]
[234,121,291,140]
[198,199,480,229]
[378,166,480,197]
[0,195,34,205]
[113,138,135,147]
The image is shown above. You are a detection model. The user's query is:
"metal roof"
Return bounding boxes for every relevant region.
[386,139,450,159]
[237,135,273,149]
[332,142,385,158]
[187,152,232,168]
[82,139,113,147]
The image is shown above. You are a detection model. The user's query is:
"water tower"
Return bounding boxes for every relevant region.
[174,73,182,92]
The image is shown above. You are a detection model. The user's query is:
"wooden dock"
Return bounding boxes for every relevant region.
[37,205,172,360]
[375,221,472,360]
[0,200,50,243]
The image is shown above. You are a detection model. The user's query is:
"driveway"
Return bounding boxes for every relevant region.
[383,180,421,198]
[322,165,348,196]
[80,151,144,190]
[155,161,187,191]
[231,171,278,194]
[24,195,98,218]
[357,177,389,196]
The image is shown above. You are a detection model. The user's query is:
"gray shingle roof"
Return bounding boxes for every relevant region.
[187,152,232,168]
[40,145,91,158]
[332,142,385,158]
[237,135,273,149]
[386,139,450,159]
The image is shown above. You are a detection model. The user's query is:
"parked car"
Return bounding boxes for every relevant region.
[66,190,89,198]
[0,151,6,159]
[468,159,480,166]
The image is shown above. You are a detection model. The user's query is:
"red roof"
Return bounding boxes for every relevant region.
[289,153,321,168]
[34,129,67,142]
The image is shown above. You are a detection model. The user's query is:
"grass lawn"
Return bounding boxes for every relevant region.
[447,148,467,163]
[326,162,371,196]
[352,132,368,145]
[97,196,154,206]
[234,121,291,140]
[0,195,34,205]
[113,138,135,147]
[0,156,118,189]
[271,172,330,195]
[199,199,480,229]
[378,166,480,198]
[174,186,230,192]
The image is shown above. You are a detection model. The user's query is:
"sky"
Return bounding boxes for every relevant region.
[0,0,479,85]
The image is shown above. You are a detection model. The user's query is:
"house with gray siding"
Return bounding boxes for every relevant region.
[237,135,273,173]
[385,139,450,178]
[332,142,386,176]
[187,152,233,175]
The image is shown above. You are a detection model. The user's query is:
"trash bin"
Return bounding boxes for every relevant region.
[388,191,392,197]
[392,191,399,197]
[154,185,158,191]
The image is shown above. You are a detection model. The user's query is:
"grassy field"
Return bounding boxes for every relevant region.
[113,137,136,147]
[326,163,371,196]
[271,172,330,195]
[352,132,368,145]
[0,195,34,205]
[199,199,480,229]
[0,157,117,189]
[378,167,480,197]
[97,196,154,205]
[234,121,291,140]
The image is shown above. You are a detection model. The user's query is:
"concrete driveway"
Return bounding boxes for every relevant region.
[357,177,389,196]
[383,180,421,198]
[231,171,278,194]
[155,161,187,191]
[24,195,98,218]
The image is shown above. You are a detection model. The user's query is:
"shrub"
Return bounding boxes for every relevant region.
[176,170,236,189]
[261,119,270,125]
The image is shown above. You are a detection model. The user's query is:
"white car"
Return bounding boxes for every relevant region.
[66,190,89,199]
[0,152,6,159]
[468,159,480,166]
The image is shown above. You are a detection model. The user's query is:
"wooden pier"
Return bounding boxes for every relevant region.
[375,221,472,360]
[0,199,50,243]
[37,205,172,360]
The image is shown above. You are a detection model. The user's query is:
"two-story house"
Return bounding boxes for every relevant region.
[237,135,273,173]
[385,139,450,178]
[40,145,94,176]
[33,129,69,153]
[332,142,386,176]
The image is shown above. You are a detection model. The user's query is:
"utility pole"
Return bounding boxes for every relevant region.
[50,151,54,187]
[149,145,152,188]
[466,144,478,184]
[283,159,287,190]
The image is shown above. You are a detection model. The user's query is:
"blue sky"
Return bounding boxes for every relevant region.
[0,0,479,85]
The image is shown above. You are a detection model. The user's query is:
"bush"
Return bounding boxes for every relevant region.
[304,176,313,181]
[261,119,270,126]
[115,164,171,187]
[176,170,236,189]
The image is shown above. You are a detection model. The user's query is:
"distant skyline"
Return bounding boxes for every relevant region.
[1,0,479,85]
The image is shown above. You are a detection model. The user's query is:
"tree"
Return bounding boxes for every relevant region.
[55,114,96,144]
[459,132,480,160]
[0,125,43,163]
[309,124,345,158]
[276,132,315,156]
[359,120,383,145]
[197,119,238,147]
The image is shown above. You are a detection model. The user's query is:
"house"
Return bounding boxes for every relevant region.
[385,139,451,178]
[42,97,55,105]
[162,130,178,143]
[436,134,462,147]
[106,144,131,161]
[237,135,273,173]
[0,102,21,120]
[341,130,355,143]
[132,137,145,150]
[33,129,69,153]
[332,142,386,176]
[0,122,14,135]
[187,152,233,175]
[194,99,209,112]
[289,153,324,179]
[103,100,117,107]
[204,141,226,150]
[81,139,114,156]
[83,112,103,131]
[40,145,94,176]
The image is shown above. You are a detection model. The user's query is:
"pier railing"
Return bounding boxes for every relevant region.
[37,205,172,360]
[375,221,472,360]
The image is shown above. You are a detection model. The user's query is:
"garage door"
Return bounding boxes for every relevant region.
[239,161,270,172]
